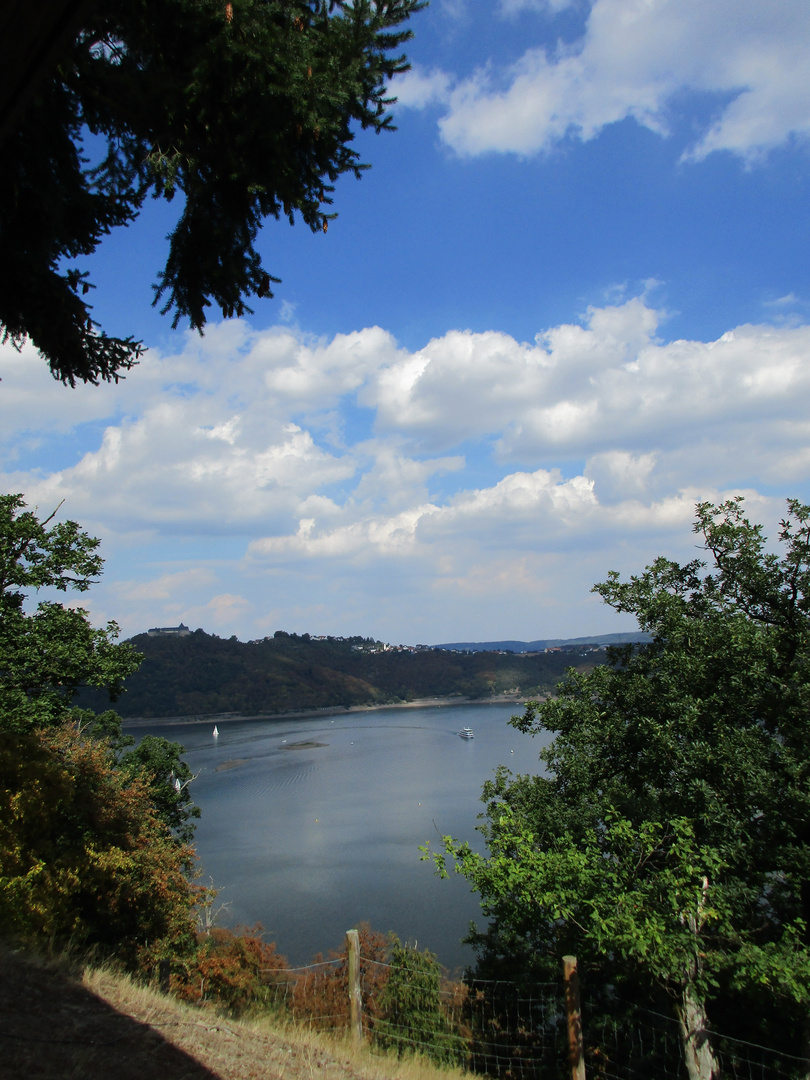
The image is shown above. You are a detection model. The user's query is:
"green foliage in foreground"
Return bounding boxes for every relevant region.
[0,725,199,967]
[374,937,466,1066]
[425,499,810,1079]
[0,494,140,731]
[172,924,466,1068]
[0,495,199,964]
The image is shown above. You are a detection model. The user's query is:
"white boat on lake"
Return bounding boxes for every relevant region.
[458,726,474,739]
[213,725,219,737]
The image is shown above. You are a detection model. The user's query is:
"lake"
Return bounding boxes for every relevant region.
[130,702,552,974]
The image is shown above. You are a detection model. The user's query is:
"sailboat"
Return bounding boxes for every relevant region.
[213,725,219,737]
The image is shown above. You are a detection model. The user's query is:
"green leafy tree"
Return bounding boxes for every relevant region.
[1,0,425,385]
[0,494,141,730]
[0,494,201,962]
[0,494,199,837]
[120,735,200,845]
[375,936,466,1066]
[425,499,810,1079]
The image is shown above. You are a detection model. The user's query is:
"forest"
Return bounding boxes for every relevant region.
[78,630,599,719]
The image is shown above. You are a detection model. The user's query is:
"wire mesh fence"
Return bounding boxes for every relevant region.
[255,943,809,1080]
[446,976,566,1078]
[583,1004,810,1080]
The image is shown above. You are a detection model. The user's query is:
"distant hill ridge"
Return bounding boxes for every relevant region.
[434,632,649,653]
[79,628,621,720]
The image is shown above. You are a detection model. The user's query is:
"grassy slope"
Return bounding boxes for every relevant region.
[0,945,467,1080]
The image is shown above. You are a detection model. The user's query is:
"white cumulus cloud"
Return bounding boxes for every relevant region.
[4,301,809,641]
[403,0,810,160]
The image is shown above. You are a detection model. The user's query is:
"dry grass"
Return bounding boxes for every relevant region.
[0,945,469,1080]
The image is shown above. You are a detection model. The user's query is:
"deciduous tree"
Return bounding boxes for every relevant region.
[0,494,200,963]
[175,925,289,1014]
[0,494,141,731]
[425,499,810,1078]
[375,936,465,1065]
[0,723,199,967]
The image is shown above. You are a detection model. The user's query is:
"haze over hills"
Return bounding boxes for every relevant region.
[434,632,649,653]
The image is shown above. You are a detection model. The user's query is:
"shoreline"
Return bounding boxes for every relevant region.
[121,694,530,729]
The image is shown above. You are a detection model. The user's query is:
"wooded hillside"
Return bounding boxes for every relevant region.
[80,631,601,718]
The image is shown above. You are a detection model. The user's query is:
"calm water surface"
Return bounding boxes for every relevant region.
[131,703,552,973]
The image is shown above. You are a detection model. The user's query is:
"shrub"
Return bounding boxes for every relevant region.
[175,926,288,1015]
[374,936,467,1066]
[0,723,198,968]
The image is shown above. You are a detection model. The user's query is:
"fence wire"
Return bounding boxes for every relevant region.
[258,951,809,1080]
[585,1004,810,1080]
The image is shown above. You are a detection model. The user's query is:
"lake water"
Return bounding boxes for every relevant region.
[130,703,552,974]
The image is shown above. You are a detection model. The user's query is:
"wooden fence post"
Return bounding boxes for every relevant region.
[346,929,363,1045]
[563,955,586,1080]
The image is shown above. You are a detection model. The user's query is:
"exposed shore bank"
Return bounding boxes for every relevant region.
[121,694,529,729]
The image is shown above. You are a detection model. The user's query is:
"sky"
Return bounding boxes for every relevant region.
[3,0,810,646]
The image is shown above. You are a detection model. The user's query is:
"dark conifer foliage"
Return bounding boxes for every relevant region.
[0,0,425,385]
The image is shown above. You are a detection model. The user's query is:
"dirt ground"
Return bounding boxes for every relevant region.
[0,946,455,1080]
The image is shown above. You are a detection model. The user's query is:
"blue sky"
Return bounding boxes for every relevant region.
[3,0,810,645]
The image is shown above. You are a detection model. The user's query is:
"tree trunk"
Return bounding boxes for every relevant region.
[677,983,720,1080]
[562,956,586,1080]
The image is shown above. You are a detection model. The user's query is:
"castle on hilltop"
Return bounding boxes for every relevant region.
[146,623,191,637]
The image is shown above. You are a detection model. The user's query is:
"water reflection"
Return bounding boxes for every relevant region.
[130,703,551,973]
